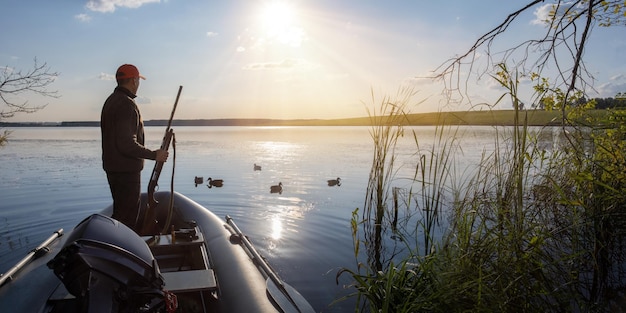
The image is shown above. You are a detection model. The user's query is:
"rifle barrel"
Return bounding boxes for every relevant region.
[141,86,182,235]
[166,86,183,132]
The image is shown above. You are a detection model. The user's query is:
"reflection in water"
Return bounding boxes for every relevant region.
[255,141,305,165]
[263,197,316,256]
[4,126,527,312]
[271,216,283,240]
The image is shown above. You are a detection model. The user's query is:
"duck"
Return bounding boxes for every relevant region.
[254,163,262,171]
[270,182,283,194]
[194,176,204,186]
[207,177,224,188]
[327,177,341,187]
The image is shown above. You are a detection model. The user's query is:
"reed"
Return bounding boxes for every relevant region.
[337,65,626,312]
[337,85,460,311]
[0,129,10,147]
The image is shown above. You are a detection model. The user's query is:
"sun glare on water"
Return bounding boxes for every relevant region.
[271,216,283,240]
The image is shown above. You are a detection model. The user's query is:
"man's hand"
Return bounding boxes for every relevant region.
[155,149,169,162]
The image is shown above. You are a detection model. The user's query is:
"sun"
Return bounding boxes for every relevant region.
[260,2,294,33]
[258,1,304,47]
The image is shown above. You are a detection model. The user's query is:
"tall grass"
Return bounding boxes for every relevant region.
[337,85,461,312]
[337,66,626,312]
[360,87,411,273]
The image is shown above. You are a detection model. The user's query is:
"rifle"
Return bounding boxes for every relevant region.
[140,85,182,235]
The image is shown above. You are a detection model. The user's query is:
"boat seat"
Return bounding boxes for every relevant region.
[143,228,205,248]
[50,270,217,300]
[161,269,217,292]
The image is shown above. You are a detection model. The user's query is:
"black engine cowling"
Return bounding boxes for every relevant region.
[47,214,167,312]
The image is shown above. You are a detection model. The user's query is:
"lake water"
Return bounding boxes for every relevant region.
[0,125,561,312]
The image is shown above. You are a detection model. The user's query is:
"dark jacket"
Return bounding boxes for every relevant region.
[101,86,156,172]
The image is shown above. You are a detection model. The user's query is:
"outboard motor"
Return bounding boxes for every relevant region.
[47,214,173,313]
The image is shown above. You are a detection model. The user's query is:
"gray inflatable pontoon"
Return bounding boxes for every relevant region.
[0,191,315,313]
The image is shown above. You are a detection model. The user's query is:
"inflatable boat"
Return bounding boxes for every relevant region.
[0,191,316,313]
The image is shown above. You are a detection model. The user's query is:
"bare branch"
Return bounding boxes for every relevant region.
[0,58,59,119]
[434,0,545,78]
[434,0,616,110]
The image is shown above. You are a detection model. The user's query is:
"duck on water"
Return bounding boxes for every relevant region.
[327,177,341,187]
[0,193,316,313]
[0,191,314,313]
[270,182,283,194]
[0,129,314,313]
[207,177,224,188]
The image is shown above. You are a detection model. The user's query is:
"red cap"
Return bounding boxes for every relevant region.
[115,64,146,80]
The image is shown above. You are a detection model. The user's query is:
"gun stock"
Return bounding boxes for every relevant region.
[146,129,174,208]
[141,86,182,234]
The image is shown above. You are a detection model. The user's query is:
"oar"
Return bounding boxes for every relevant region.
[0,229,63,287]
[225,216,315,313]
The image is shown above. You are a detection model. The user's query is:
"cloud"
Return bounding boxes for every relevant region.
[206,31,218,37]
[236,24,306,52]
[1,66,15,77]
[596,75,626,97]
[531,3,553,25]
[75,13,92,22]
[596,82,626,97]
[135,96,151,104]
[531,2,588,26]
[242,58,318,71]
[405,74,438,87]
[98,72,115,80]
[85,0,160,13]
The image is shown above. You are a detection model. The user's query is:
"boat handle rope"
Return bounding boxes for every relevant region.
[164,289,178,313]
[161,132,176,234]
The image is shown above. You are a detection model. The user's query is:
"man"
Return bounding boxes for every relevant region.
[101,64,168,229]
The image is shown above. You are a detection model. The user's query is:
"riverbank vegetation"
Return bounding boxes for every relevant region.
[337,1,626,311]
[1,108,621,128]
[337,71,626,312]
[0,59,58,146]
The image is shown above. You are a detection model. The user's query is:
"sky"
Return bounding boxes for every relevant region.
[1,0,625,123]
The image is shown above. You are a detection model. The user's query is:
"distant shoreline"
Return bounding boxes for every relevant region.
[0,109,604,127]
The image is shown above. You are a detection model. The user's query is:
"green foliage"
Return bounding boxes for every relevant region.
[543,0,626,27]
[531,72,590,112]
[338,64,626,312]
[337,258,439,313]
[594,0,626,27]
[0,130,9,147]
